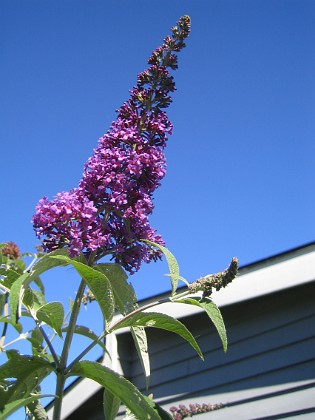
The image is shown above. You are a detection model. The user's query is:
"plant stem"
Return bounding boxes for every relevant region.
[52,278,86,420]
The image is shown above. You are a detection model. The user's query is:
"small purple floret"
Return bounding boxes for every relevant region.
[32,16,191,273]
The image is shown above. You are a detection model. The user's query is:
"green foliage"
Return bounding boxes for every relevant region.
[0,350,55,411]
[0,394,53,420]
[36,302,64,338]
[103,388,121,420]
[69,361,160,420]
[0,242,235,419]
[50,256,115,330]
[175,297,227,352]
[143,240,181,295]
[111,311,204,361]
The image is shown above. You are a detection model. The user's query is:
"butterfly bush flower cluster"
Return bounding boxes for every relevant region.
[32,16,191,273]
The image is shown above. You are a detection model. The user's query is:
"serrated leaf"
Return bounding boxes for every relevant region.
[111,312,203,360]
[0,350,55,410]
[95,263,136,315]
[62,325,108,353]
[0,267,19,289]
[50,256,114,329]
[9,249,69,324]
[130,327,150,389]
[9,271,31,323]
[175,297,227,352]
[143,240,180,295]
[32,276,45,295]
[143,395,173,420]
[0,394,54,420]
[0,316,22,334]
[29,248,70,278]
[69,361,160,420]
[103,388,121,420]
[36,302,64,337]
[23,287,46,313]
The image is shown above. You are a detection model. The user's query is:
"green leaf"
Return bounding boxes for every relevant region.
[95,265,151,387]
[111,312,204,361]
[32,276,45,295]
[0,350,55,410]
[175,297,227,352]
[50,256,114,329]
[9,250,69,324]
[95,263,136,315]
[143,240,180,295]
[69,361,160,420]
[9,271,31,323]
[143,395,173,420]
[130,327,150,389]
[30,248,70,278]
[62,325,108,353]
[0,316,22,334]
[0,394,54,419]
[23,288,46,313]
[36,302,64,337]
[103,388,121,420]
[0,267,19,289]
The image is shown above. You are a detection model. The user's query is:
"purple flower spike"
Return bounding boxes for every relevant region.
[32,16,191,273]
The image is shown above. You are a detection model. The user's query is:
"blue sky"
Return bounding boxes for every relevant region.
[1,0,314,414]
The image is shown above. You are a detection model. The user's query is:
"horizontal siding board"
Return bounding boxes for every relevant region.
[126,285,315,378]
[129,311,315,385]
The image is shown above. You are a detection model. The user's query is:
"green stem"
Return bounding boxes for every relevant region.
[52,278,86,420]
[68,288,194,370]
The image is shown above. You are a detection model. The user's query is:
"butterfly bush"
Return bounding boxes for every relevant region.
[32,16,191,273]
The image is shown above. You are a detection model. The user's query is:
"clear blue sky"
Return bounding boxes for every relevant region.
[1,0,314,299]
[1,0,314,417]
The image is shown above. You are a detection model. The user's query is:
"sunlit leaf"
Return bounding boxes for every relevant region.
[103,388,121,420]
[69,361,160,420]
[0,394,54,420]
[50,256,114,329]
[130,326,150,389]
[111,312,203,360]
[0,316,22,334]
[36,302,64,337]
[175,297,227,352]
[0,267,19,289]
[143,240,180,295]
[9,272,31,323]
[0,350,55,410]
[95,263,136,315]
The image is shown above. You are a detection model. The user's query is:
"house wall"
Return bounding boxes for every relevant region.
[61,244,315,420]
[115,281,315,419]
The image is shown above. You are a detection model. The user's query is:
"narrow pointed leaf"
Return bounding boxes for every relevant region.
[143,240,180,295]
[69,361,160,419]
[0,267,19,288]
[30,248,70,278]
[9,249,69,324]
[0,350,55,410]
[95,263,136,315]
[111,312,203,360]
[0,394,54,420]
[103,388,121,420]
[36,302,64,337]
[50,256,114,329]
[9,272,31,323]
[175,297,227,352]
[130,326,150,389]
